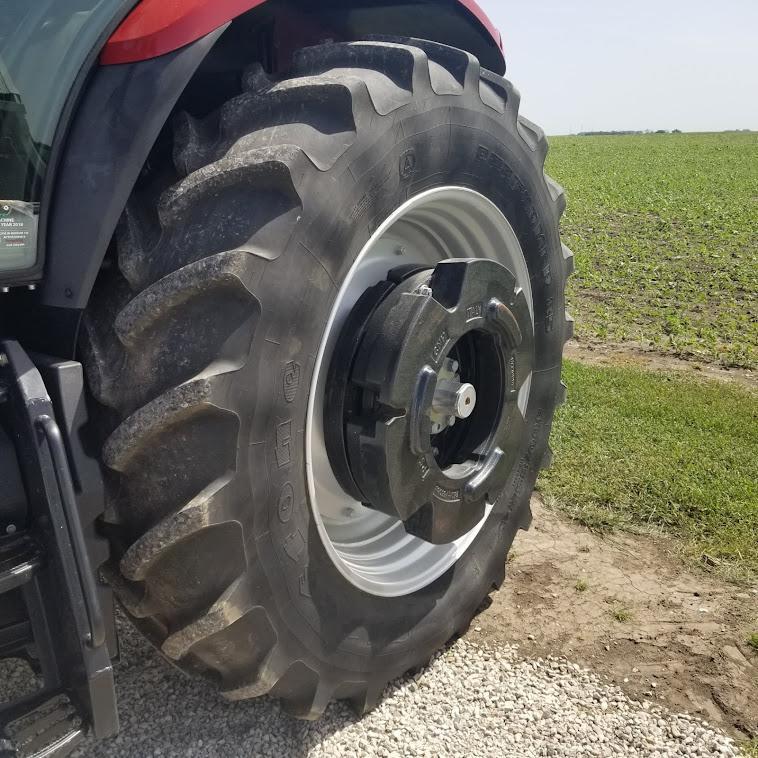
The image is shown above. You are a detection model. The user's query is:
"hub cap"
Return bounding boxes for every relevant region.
[306,187,533,596]
[325,260,533,544]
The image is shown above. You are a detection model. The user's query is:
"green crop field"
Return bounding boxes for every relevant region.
[539,132,758,580]
[546,132,758,369]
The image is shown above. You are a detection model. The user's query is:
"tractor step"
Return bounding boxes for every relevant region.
[0,535,42,597]
[0,535,42,658]
[0,693,84,758]
[0,341,117,757]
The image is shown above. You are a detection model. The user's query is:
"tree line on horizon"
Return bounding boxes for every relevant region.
[576,128,753,136]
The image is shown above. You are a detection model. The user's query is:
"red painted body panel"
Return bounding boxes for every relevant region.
[458,0,502,49]
[101,0,268,64]
[101,0,502,65]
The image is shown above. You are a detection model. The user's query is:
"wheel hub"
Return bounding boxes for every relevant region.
[325,258,533,544]
[430,358,476,433]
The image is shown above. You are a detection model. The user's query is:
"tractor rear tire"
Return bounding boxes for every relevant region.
[82,39,573,718]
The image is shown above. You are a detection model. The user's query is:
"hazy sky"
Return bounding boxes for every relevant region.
[478,0,758,135]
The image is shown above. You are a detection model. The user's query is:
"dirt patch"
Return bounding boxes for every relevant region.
[475,497,758,742]
[565,340,757,389]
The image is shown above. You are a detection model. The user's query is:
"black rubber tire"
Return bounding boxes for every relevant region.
[82,39,573,719]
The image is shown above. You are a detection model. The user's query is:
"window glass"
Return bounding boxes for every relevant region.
[0,0,127,272]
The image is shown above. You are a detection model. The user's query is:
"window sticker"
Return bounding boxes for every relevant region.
[0,200,38,270]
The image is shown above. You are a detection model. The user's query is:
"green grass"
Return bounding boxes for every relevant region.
[538,360,758,581]
[610,606,634,623]
[742,739,758,758]
[748,633,758,651]
[547,132,758,368]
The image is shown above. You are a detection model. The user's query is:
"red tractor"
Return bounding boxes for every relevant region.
[0,2,572,754]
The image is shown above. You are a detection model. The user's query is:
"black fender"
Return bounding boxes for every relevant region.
[38,2,506,319]
[40,27,228,311]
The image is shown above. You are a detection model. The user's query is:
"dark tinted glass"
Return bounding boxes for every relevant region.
[0,0,126,272]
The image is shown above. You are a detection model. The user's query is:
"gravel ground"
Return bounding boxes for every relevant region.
[1,619,738,757]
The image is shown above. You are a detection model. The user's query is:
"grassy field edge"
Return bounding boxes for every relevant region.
[539,358,758,583]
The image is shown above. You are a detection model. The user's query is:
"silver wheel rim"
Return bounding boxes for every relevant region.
[305,187,533,597]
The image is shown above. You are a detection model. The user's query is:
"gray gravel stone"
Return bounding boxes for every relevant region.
[0,619,738,757]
